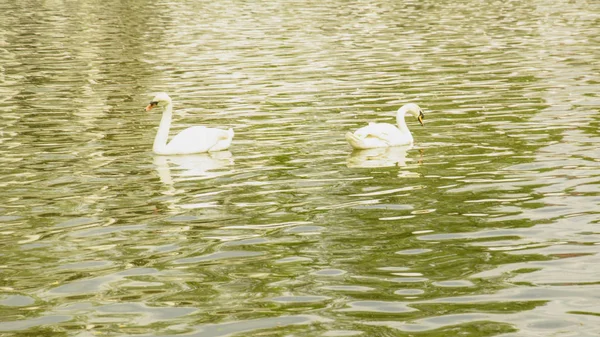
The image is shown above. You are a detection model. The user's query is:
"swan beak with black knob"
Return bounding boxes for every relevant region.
[145,101,158,112]
[418,110,424,126]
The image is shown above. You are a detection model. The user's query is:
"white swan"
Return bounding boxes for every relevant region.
[145,92,234,155]
[345,103,424,150]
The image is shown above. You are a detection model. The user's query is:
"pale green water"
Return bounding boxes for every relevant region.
[1,0,599,336]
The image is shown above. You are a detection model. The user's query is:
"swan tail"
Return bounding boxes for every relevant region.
[208,128,234,152]
[216,128,234,141]
[346,132,368,150]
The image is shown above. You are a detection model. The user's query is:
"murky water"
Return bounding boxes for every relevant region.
[1,0,599,336]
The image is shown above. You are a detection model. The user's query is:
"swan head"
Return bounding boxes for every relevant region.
[145,92,172,112]
[398,103,424,126]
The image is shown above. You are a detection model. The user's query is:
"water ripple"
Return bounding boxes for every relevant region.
[1,0,599,335]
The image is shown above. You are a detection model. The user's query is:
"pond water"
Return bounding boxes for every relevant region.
[1,0,599,336]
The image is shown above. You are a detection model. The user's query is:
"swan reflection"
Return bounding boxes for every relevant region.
[346,145,414,168]
[153,151,234,185]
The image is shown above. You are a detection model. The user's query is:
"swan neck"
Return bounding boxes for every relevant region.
[396,108,411,133]
[153,102,172,153]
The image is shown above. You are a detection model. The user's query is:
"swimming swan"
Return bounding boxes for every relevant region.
[145,92,234,155]
[345,103,424,150]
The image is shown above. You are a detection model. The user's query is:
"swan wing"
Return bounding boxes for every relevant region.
[346,131,389,149]
[347,123,408,149]
[355,123,399,139]
[166,126,234,154]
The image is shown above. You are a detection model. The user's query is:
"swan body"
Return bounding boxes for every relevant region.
[145,92,234,155]
[345,103,424,150]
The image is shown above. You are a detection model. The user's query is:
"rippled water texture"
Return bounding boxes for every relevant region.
[1,0,599,336]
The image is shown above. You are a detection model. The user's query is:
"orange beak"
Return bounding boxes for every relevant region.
[418,112,424,126]
[145,101,158,112]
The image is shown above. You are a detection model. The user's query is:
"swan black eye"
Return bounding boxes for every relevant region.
[149,101,159,107]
